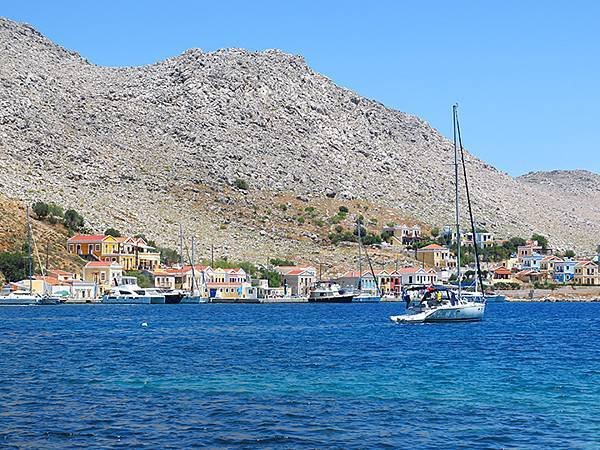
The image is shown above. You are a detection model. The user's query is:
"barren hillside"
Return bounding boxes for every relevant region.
[1,18,598,259]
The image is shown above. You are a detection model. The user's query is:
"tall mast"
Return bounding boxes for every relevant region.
[453,105,462,300]
[456,107,486,297]
[179,223,184,267]
[26,205,33,294]
[190,236,196,294]
[357,218,362,290]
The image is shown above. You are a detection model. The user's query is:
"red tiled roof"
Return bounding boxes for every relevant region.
[48,269,73,276]
[33,276,61,286]
[67,234,106,243]
[494,267,512,275]
[419,244,445,250]
[84,261,120,268]
[396,266,420,274]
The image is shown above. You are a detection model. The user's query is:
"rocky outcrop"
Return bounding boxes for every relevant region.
[0,17,598,258]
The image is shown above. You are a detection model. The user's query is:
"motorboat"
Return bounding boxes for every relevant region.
[0,290,42,306]
[390,285,485,323]
[308,282,354,303]
[101,276,165,304]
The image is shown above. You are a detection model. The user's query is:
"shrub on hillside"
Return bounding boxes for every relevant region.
[32,201,49,219]
[64,209,85,232]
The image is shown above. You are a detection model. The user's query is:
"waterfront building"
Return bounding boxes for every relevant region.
[515,270,547,284]
[67,234,160,271]
[153,265,213,292]
[396,266,437,286]
[540,255,562,272]
[81,261,123,294]
[335,271,377,291]
[275,266,317,296]
[492,266,513,282]
[520,254,544,271]
[207,281,257,300]
[554,259,577,283]
[574,261,599,285]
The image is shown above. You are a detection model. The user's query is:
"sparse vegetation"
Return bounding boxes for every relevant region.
[63,209,85,232]
[124,270,153,288]
[269,258,295,267]
[32,201,49,219]
[104,227,121,237]
[0,251,29,282]
[234,178,249,190]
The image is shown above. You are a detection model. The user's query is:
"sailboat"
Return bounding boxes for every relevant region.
[0,206,45,305]
[180,235,209,303]
[390,105,485,323]
[352,219,381,303]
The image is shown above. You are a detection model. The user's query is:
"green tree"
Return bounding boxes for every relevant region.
[0,251,28,282]
[269,258,296,267]
[564,249,576,258]
[430,227,440,238]
[531,233,549,250]
[124,270,153,288]
[338,205,349,213]
[502,237,527,254]
[157,246,181,265]
[48,203,64,218]
[64,209,85,232]
[259,268,282,287]
[32,201,49,219]
[104,227,121,237]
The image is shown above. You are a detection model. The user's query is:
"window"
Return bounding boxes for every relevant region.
[96,244,100,251]
[68,244,74,252]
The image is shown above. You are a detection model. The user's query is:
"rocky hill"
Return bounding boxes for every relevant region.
[518,170,600,198]
[0,193,85,274]
[1,17,599,262]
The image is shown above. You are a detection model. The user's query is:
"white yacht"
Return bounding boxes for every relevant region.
[101,276,165,304]
[391,286,485,323]
[0,290,42,306]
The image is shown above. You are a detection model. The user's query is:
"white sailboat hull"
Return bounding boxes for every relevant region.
[390,302,485,323]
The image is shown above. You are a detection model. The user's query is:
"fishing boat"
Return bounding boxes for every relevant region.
[391,105,485,323]
[308,282,354,303]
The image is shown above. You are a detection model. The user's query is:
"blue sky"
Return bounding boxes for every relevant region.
[3,1,599,176]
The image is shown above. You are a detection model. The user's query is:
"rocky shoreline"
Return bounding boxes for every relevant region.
[502,286,600,302]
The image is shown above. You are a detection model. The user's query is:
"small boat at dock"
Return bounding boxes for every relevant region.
[308,282,354,303]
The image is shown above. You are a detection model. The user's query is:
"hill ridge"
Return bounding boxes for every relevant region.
[0,17,598,261]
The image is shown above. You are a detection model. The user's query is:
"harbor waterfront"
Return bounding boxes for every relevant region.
[0,302,599,448]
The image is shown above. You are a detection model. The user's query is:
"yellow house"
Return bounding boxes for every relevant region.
[574,261,599,285]
[416,244,455,268]
[82,261,123,294]
[67,234,160,271]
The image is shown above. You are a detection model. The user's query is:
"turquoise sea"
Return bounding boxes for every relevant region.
[0,302,598,448]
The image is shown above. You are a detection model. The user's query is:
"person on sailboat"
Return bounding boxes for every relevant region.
[402,288,411,308]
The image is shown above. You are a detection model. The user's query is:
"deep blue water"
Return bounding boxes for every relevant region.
[0,302,599,449]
